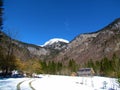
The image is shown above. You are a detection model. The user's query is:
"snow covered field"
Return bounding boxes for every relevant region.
[0,75,120,90]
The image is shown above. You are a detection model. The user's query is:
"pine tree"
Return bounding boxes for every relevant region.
[0,0,19,77]
[40,60,47,73]
[94,61,101,75]
[0,0,3,30]
[68,59,78,72]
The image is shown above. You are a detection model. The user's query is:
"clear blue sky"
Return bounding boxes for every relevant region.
[3,0,120,45]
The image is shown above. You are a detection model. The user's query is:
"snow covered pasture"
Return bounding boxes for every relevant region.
[0,75,120,90]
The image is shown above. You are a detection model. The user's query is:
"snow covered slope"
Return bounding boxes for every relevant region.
[42,38,69,46]
[0,75,119,90]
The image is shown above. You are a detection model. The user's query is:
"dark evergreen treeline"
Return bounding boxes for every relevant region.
[39,54,120,78]
[84,54,120,78]
[40,59,79,75]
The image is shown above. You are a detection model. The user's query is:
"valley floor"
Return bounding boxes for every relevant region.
[0,75,120,90]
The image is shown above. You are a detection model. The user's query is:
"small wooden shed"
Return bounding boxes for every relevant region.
[77,68,95,76]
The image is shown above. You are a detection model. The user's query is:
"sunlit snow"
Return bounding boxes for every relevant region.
[42,38,69,46]
[0,75,120,90]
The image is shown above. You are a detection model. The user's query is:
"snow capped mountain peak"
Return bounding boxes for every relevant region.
[42,38,69,46]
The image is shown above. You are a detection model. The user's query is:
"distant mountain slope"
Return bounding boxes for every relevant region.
[54,18,120,63]
[0,31,68,60]
[0,31,51,60]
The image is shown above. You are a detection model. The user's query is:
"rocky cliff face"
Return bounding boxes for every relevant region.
[0,32,51,60]
[54,18,120,63]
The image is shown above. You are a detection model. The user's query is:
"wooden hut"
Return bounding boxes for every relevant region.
[77,68,95,76]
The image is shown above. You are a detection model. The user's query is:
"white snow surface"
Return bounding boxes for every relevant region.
[0,75,120,90]
[42,38,69,46]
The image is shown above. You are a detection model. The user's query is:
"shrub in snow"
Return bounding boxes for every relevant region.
[118,78,120,87]
[103,81,108,89]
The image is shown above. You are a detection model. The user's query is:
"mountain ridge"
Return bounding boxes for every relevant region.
[1,18,120,63]
[52,18,120,63]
